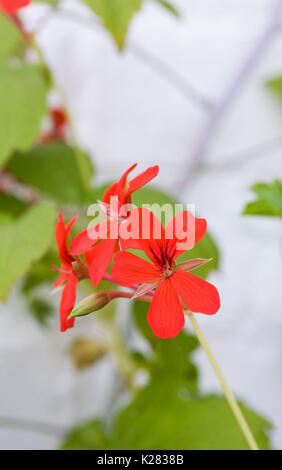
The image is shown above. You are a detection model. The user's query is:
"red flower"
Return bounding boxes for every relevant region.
[102,163,158,207]
[111,209,220,339]
[0,0,30,14]
[39,107,68,144]
[55,212,78,332]
[70,164,159,287]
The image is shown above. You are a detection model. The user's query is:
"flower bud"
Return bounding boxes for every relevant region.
[68,337,107,370]
[68,292,111,319]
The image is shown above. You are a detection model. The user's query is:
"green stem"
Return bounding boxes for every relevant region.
[107,319,137,393]
[187,312,259,450]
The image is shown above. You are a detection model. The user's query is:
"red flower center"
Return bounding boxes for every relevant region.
[151,240,177,277]
[162,263,174,278]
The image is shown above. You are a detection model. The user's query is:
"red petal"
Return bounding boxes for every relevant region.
[119,237,141,251]
[103,164,137,204]
[120,207,166,264]
[111,251,160,286]
[0,0,30,14]
[171,270,220,315]
[165,211,207,257]
[147,278,185,339]
[55,212,78,265]
[103,182,118,204]
[54,265,69,287]
[89,238,117,287]
[70,229,93,255]
[116,163,137,202]
[70,220,113,255]
[123,165,159,203]
[60,271,78,332]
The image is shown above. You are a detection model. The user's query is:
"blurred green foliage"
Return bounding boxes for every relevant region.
[61,381,271,450]
[0,194,27,219]
[0,64,49,168]
[29,296,54,326]
[82,0,144,49]
[0,202,55,301]
[133,300,199,393]
[7,143,95,205]
[82,0,178,49]
[0,12,24,63]
[243,180,282,218]
[153,0,179,16]
[267,75,282,101]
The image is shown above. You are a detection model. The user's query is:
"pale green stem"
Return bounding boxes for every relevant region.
[107,319,138,393]
[186,311,259,451]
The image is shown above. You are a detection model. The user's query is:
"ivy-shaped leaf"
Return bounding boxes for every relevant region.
[243,180,282,218]
[61,390,271,450]
[82,0,179,48]
[82,0,144,49]
[111,389,271,450]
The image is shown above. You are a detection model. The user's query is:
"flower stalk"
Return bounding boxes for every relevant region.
[107,320,138,393]
[186,311,259,451]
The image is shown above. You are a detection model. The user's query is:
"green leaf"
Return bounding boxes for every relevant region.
[61,419,110,451]
[29,296,54,326]
[243,180,282,218]
[82,0,144,49]
[0,64,48,168]
[0,212,14,226]
[0,12,24,65]
[21,250,58,294]
[0,202,56,301]
[266,76,282,101]
[150,334,198,388]
[7,142,95,204]
[153,0,179,16]
[61,389,271,450]
[0,194,27,219]
[111,390,271,450]
[133,300,198,392]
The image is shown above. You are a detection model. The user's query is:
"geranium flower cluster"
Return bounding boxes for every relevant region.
[55,164,220,339]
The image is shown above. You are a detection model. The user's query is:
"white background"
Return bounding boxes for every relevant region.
[0,0,282,449]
